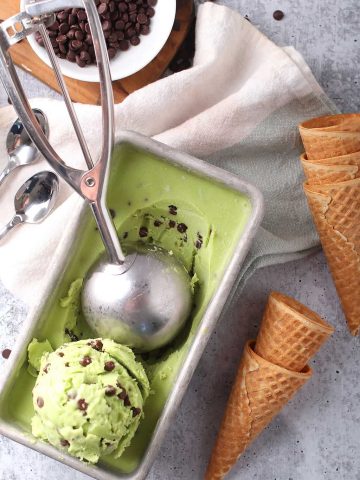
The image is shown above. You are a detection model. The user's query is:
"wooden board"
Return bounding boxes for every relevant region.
[0,0,194,104]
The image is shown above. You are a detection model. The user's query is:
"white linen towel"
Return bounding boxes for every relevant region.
[0,2,336,306]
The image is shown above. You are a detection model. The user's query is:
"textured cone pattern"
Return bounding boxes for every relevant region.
[304,180,360,335]
[255,292,334,371]
[299,113,360,335]
[300,151,360,167]
[299,129,360,160]
[299,114,360,160]
[300,113,360,132]
[301,156,360,184]
[205,341,312,480]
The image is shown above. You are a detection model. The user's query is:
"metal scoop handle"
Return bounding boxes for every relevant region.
[0,0,125,264]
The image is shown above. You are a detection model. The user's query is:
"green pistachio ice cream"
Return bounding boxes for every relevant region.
[31,339,150,463]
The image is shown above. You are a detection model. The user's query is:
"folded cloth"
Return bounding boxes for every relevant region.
[0,2,337,306]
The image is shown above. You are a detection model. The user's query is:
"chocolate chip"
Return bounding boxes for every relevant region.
[48,20,60,31]
[77,399,88,411]
[105,386,117,397]
[77,10,87,21]
[131,407,141,417]
[123,232,129,239]
[108,47,117,59]
[57,11,68,22]
[37,397,44,408]
[139,226,148,238]
[124,395,131,407]
[98,3,107,15]
[119,39,129,51]
[1,349,11,359]
[104,361,115,372]
[177,223,188,233]
[65,328,79,342]
[140,25,150,35]
[130,36,140,46]
[195,233,203,249]
[43,363,51,374]
[168,205,177,215]
[169,220,176,229]
[88,339,103,351]
[65,362,70,367]
[79,356,92,367]
[273,10,285,20]
[110,208,116,219]
[70,39,83,50]
[137,13,147,24]
[58,352,65,357]
[154,219,163,227]
[56,34,68,44]
[59,23,70,34]
[69,14,77,26]
[36,1,156,66]
[102,20,112,31]
[75,30,84,41]
[60,439,70,447]
[117,384,127,400]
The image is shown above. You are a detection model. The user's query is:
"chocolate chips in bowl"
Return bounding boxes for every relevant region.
[35,0,157,68]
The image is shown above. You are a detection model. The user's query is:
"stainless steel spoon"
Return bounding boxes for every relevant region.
[0,109,49,187]
[0,171,59,241]
[0,0,193,352]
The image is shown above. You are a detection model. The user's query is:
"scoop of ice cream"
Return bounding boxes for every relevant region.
[31,339,150,463]
[27,338,53,376]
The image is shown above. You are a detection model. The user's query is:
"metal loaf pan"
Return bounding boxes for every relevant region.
[0,132,263,480]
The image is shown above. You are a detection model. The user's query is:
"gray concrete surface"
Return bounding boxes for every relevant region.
[1,1,359,479]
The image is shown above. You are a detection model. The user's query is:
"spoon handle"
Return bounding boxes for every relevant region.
[0,215,23,241]
[0,160,16,188]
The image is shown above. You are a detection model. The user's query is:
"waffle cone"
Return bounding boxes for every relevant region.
[300,154,360,184]
[299,128,360,160]
[255,292,334,372]
[300,113,360,132]
[205,341,312,480]
[304,179,360,335]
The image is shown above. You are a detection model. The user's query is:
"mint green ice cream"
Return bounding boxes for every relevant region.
[0,143,252,474]
[31,339,149,463]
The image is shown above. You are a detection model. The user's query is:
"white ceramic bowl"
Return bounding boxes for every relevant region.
[21,0,176,82]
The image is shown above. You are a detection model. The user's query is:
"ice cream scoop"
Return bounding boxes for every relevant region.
[31,338,150,463]
[0,0,193,352]
[82,244,193,352]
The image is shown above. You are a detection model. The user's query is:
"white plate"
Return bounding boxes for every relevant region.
[21,0,176,83]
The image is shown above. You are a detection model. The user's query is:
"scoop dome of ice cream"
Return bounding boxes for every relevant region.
[31,339,150,463]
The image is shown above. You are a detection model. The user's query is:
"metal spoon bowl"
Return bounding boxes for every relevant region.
[0,109,49,187]
[0,171,59,241]
[82,244,193,352]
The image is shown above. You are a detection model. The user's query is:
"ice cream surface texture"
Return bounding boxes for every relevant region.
[31,339,149,463]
